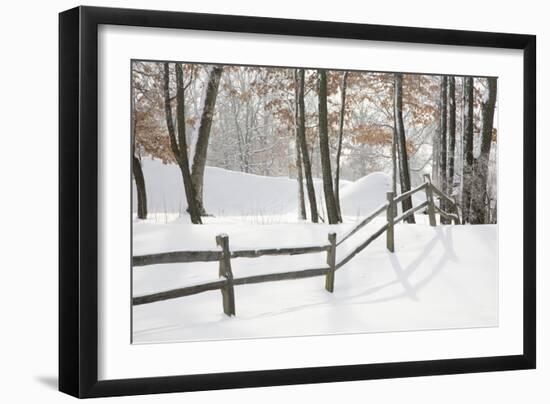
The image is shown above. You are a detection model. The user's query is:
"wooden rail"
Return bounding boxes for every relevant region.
[337,202,388,246]
[393,201,428,224]
[133,244,329,267]
[132,250,220,267]
[336,223,389,269]
[133,279,227,305]
[430,181,461,224]
[132,175,459,315]
[431,184,455,206]
[234,266,330,286]
[231,245,329,258]
[393,182,426,205]
[434,205,460,224]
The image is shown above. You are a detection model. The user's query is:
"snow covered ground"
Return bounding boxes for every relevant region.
[133,219,498,343]
[132,160,497,344]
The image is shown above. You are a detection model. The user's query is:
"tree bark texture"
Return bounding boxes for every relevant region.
[295,93,307,220]
[438,76,448,223]
[163,62,202,224]
[461,76,474,224]
[447,76,456,199]
[296,69,319,223]
[317,69,340,224]
[393,73,415,223]
[471,77,497,224]
[392,121,398,196]
[191,66,223,215]
[334,71,348,222]
[132,155,147,219]
[131,112,147,219]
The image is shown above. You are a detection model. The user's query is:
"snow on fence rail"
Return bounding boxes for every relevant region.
[132,174,460,315]
[132,245,331,267]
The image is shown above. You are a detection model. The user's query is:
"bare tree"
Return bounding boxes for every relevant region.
[334,71,348,221]
[163,62,202,224]
[461,76,474,223]
[391,118,398,196]
[132,112,147,219]
[296,69,319,222]
[317,69,340,224]
[447,76,457,200]
[438,76,449,223]
[191,66,223,215]
[471,77,497,224]
[295,85,307,219]
[393,73,415,223]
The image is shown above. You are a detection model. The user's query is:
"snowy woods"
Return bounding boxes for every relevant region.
[132,61,498,225]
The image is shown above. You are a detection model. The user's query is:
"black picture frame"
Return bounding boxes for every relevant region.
[59,6,536,398]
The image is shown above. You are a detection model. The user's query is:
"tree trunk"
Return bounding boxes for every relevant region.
[317,69,340,224]
[163,62,202,224]
[393,73,415,223]
[391,109,398,220]
[295,93,307,220]
[471,77,497,224]
[295,69,319,223]
[447,77,456,199]
[191,66,223,215]
[438,76,448,223]
[461,76,474,224]
[334,71,348,222]
[391,122,398,196]
[131,112,147,220]
[432,122,440,186]
[132,155,147,219]
[431,76,441,187]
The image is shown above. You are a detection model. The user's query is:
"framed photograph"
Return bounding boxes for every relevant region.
[59,6,536,398]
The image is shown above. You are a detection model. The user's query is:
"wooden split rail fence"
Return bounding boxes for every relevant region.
[132,174,460,316]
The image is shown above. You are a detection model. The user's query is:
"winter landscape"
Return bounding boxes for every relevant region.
[131,61,498,344]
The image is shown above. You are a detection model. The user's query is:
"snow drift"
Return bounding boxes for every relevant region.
[338,171,424,217]
[132,157,423,219]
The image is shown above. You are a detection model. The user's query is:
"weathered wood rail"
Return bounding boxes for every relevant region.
[132,174,460,315]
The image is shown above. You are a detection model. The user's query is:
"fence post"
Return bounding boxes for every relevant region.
[386,191,395,252]
[423,174,437,227]
[216,234,236,316]
[325,232,337,293]
[450,196,460,225]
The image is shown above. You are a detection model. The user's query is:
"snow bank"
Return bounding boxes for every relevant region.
[339,172,390,216]
[133,157,424,219]
[339,172,425,216]
[134,158,308,216]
